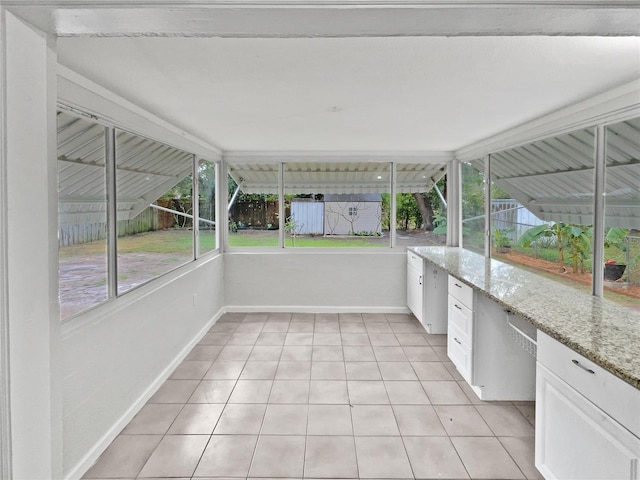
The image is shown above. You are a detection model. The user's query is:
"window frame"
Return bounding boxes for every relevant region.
[58,110,220,322]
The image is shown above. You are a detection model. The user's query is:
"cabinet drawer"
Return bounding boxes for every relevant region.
[448,275,473,308]
[537,331,640,438]
[448,323,472,382]
[448,294,472,345]
[407,251,424,272]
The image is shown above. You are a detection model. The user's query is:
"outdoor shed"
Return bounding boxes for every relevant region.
[323,194,383,235]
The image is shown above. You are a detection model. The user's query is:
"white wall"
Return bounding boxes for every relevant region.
[61,254,224,479]
[4,11,62,479]
[225,251,407,312]
[1,11,407,480]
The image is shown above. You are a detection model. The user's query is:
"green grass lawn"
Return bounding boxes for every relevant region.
[229,233,385,248]
[60,229,217,257]
[59,228,385,258]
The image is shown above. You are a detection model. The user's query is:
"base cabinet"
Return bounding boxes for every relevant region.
[407,252,424,324]
[407,253,447,333]
[422,264,447,334]
[447,275,535,401]
[536,333,640,479]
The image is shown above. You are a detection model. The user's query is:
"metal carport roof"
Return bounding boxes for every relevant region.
[58,111,193,225]
[59,109,638,231]
[474,119,639,229]
[228,162,447,195]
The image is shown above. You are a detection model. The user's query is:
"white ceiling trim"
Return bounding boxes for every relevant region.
[455,79,640,161]
[6,2,640,37]
[57,65,223,160]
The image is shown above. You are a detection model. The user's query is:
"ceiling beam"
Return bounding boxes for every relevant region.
[5,2,640,37]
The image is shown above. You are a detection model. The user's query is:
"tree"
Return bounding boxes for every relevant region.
[396,194,421,230]
[518,222,593,274]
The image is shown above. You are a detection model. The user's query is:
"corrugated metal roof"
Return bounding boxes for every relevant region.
[480,119,639,229]
[229,162,446,194]
[324,194,382,202]
[58,111,193,223]
[59,109,638,229]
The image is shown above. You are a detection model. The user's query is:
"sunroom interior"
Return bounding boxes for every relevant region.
[1,2,639,479]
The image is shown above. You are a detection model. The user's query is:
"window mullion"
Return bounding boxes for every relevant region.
[105,126,118,298]
[390,162,396,248]
[592,125,607,298]
[192,154,199,259]
[278,162,285,248]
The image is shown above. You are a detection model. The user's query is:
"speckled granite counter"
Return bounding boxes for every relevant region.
[409,246,640,389]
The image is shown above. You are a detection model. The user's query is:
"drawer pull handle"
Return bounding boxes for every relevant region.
[454,283,463,288]
[454,337,462,345]
[454,304,462,310]
[419,275,423,285]
[572,359,595,374]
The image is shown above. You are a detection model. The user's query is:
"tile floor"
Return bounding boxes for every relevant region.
[83,312,543,480]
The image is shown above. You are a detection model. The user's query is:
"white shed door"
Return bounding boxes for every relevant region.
[291,202,324,234]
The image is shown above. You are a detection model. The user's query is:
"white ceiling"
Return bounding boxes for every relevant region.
[57,35,640,152]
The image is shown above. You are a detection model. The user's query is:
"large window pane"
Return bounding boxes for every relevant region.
[116,131,194,294]
[58,112,108,319]
[461,160,486,253]
[604,119,640,306]
[395,164,447,247]
[198,159,217,255]
[227,163,280,247]
[284,162,389,248]
[490,129,595,295]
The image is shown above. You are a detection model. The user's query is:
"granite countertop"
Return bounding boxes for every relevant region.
[409,246,640,390]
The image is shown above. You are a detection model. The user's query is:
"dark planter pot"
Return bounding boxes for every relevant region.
[497,245,512,254]
[604,263,626,281]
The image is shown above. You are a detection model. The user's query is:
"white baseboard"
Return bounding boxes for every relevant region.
[64,306,225,480]
[223,305,411,314]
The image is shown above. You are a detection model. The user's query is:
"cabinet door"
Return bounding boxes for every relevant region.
[422,265,448,334]
[407,264,423,323]
[536,363,640,480]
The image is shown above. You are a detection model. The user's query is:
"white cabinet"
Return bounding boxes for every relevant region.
[407,252,424,324]
[407,252,448,333]
[422,263,447,334]
[447,276,474,383]
[536,331,640,479]
[446,275,536,401]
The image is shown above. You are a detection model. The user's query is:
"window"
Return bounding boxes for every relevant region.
[57,111,220,319]
[284,162,390,248]
[116,130,195,294]
[57,112,108,319]
[461,160,486,253]
[198,159,217,255]
[603,119,640,305]
[395,163,447,247]
[227,163,280,247]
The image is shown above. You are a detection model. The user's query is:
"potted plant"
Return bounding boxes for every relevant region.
[493,228,513,254]
[604,259,626,281]
[603,228,629,281]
